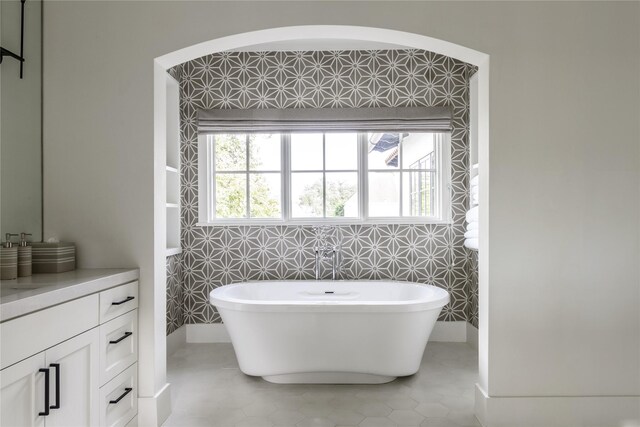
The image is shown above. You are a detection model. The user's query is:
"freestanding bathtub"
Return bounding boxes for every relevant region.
[210,280,450,384]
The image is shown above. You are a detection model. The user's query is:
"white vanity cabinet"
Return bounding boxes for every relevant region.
[0,353,46,427]
[0,274,139,427]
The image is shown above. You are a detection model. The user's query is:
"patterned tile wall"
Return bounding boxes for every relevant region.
[466,250,479,328]
[168,49,479,329]
[166,253,184,335]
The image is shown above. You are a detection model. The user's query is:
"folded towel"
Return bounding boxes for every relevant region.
[464,229,479,239]
[466,221,478,231]
[470,175,479,186]
[466,206,479,223]
[464,238,479,250]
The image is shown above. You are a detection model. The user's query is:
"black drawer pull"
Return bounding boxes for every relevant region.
[109,331,133,344]
[38,368,50,416]
[49,363,61,409]
[109,387,133,405]
[112,296,134,306]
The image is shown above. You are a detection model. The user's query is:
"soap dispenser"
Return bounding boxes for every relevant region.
[18,233,32,277]
[1,233,19,280]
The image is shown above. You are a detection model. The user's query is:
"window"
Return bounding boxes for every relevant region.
[199,131,450,224]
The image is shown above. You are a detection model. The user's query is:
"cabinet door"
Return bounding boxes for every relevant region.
[45,329,100,427]
[0,352,46,427]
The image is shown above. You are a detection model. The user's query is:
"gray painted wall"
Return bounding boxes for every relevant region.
[42,0,639,413]
[1,0,42,242]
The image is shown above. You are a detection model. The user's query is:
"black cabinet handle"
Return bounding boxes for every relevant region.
[38,368,50,416]
[49,363,60,410]
[112,296,134,306]
[109,387,133,405]
[109,331,133,344]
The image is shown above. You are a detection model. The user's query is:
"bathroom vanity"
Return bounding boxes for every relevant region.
[0,269,139,427]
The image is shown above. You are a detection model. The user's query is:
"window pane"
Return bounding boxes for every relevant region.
[215,134,246,171]
[249,173,281,218]
[368,132,400,170]
[326,172,358,217]
[249,134,281,171]
[403,171,436,217]
[291,172,323,218]
[368,172,399,217]
[403,133,436,168]
[291,133,323,171]
[325,133,357,170]
[215,173,246,218]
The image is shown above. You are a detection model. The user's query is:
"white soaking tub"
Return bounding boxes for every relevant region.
[210,280,450,384]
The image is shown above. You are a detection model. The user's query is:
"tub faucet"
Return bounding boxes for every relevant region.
[314,245,341,280]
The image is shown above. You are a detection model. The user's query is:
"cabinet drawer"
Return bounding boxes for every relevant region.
[100,363,137,427]
[100,310,138,385]
[99,282,138,323]
[1,294,99,370]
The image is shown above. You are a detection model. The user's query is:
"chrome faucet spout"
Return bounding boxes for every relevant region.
[314,247,321,280]
[331,248,338,280]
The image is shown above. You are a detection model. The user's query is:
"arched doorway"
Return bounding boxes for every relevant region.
[150,25,489,425]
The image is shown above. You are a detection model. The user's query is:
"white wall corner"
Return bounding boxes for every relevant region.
[138,382,172,427]
[166,325,186,357]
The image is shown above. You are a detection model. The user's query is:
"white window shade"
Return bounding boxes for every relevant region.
[198,107,452,133]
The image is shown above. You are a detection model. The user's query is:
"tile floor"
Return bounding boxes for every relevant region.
[164,342,480,427]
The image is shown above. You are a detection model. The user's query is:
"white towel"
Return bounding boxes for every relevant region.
[464,229,478,239]
[470,175,479,186]
[466,206,479,223]
[466,221,478,231]
[464,238,479,250]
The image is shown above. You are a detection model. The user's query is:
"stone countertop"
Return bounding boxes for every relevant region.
[0,268,139,322]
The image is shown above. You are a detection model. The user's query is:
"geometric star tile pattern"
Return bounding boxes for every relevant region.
[166,49,478,334]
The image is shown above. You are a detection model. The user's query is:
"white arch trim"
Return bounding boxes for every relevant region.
[151,24,490,426]
[155,25,488,68]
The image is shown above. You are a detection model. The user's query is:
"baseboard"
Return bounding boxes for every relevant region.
[466,322,478,349]
[475,384,640,427]
[138,382,171,427]
[186,321,468,344]
[166,325,186,356]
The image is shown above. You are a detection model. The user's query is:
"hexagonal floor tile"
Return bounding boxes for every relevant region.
[385,396,418,410]
[357,402,392,417]
[415,403,449,418]
[359,417,396,427]
[268,409,306,425]
[296,417,336,427]
[244,402,279,416]
[388,409,425,425]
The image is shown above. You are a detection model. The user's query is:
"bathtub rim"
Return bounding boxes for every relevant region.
[210,279,450,313]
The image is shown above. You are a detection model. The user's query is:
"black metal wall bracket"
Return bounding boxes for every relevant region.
[0,0,27,78]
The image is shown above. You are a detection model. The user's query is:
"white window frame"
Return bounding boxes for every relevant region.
[198,132,452,226]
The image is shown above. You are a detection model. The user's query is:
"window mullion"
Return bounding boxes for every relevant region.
[209,135,215,222]
[398,133,403,217]
[359,133,367,221]
[245,134,250,219]
[283,133,290,221]
[322,133,326,218]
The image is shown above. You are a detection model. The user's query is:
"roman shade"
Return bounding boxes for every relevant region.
[197,106,452,133]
